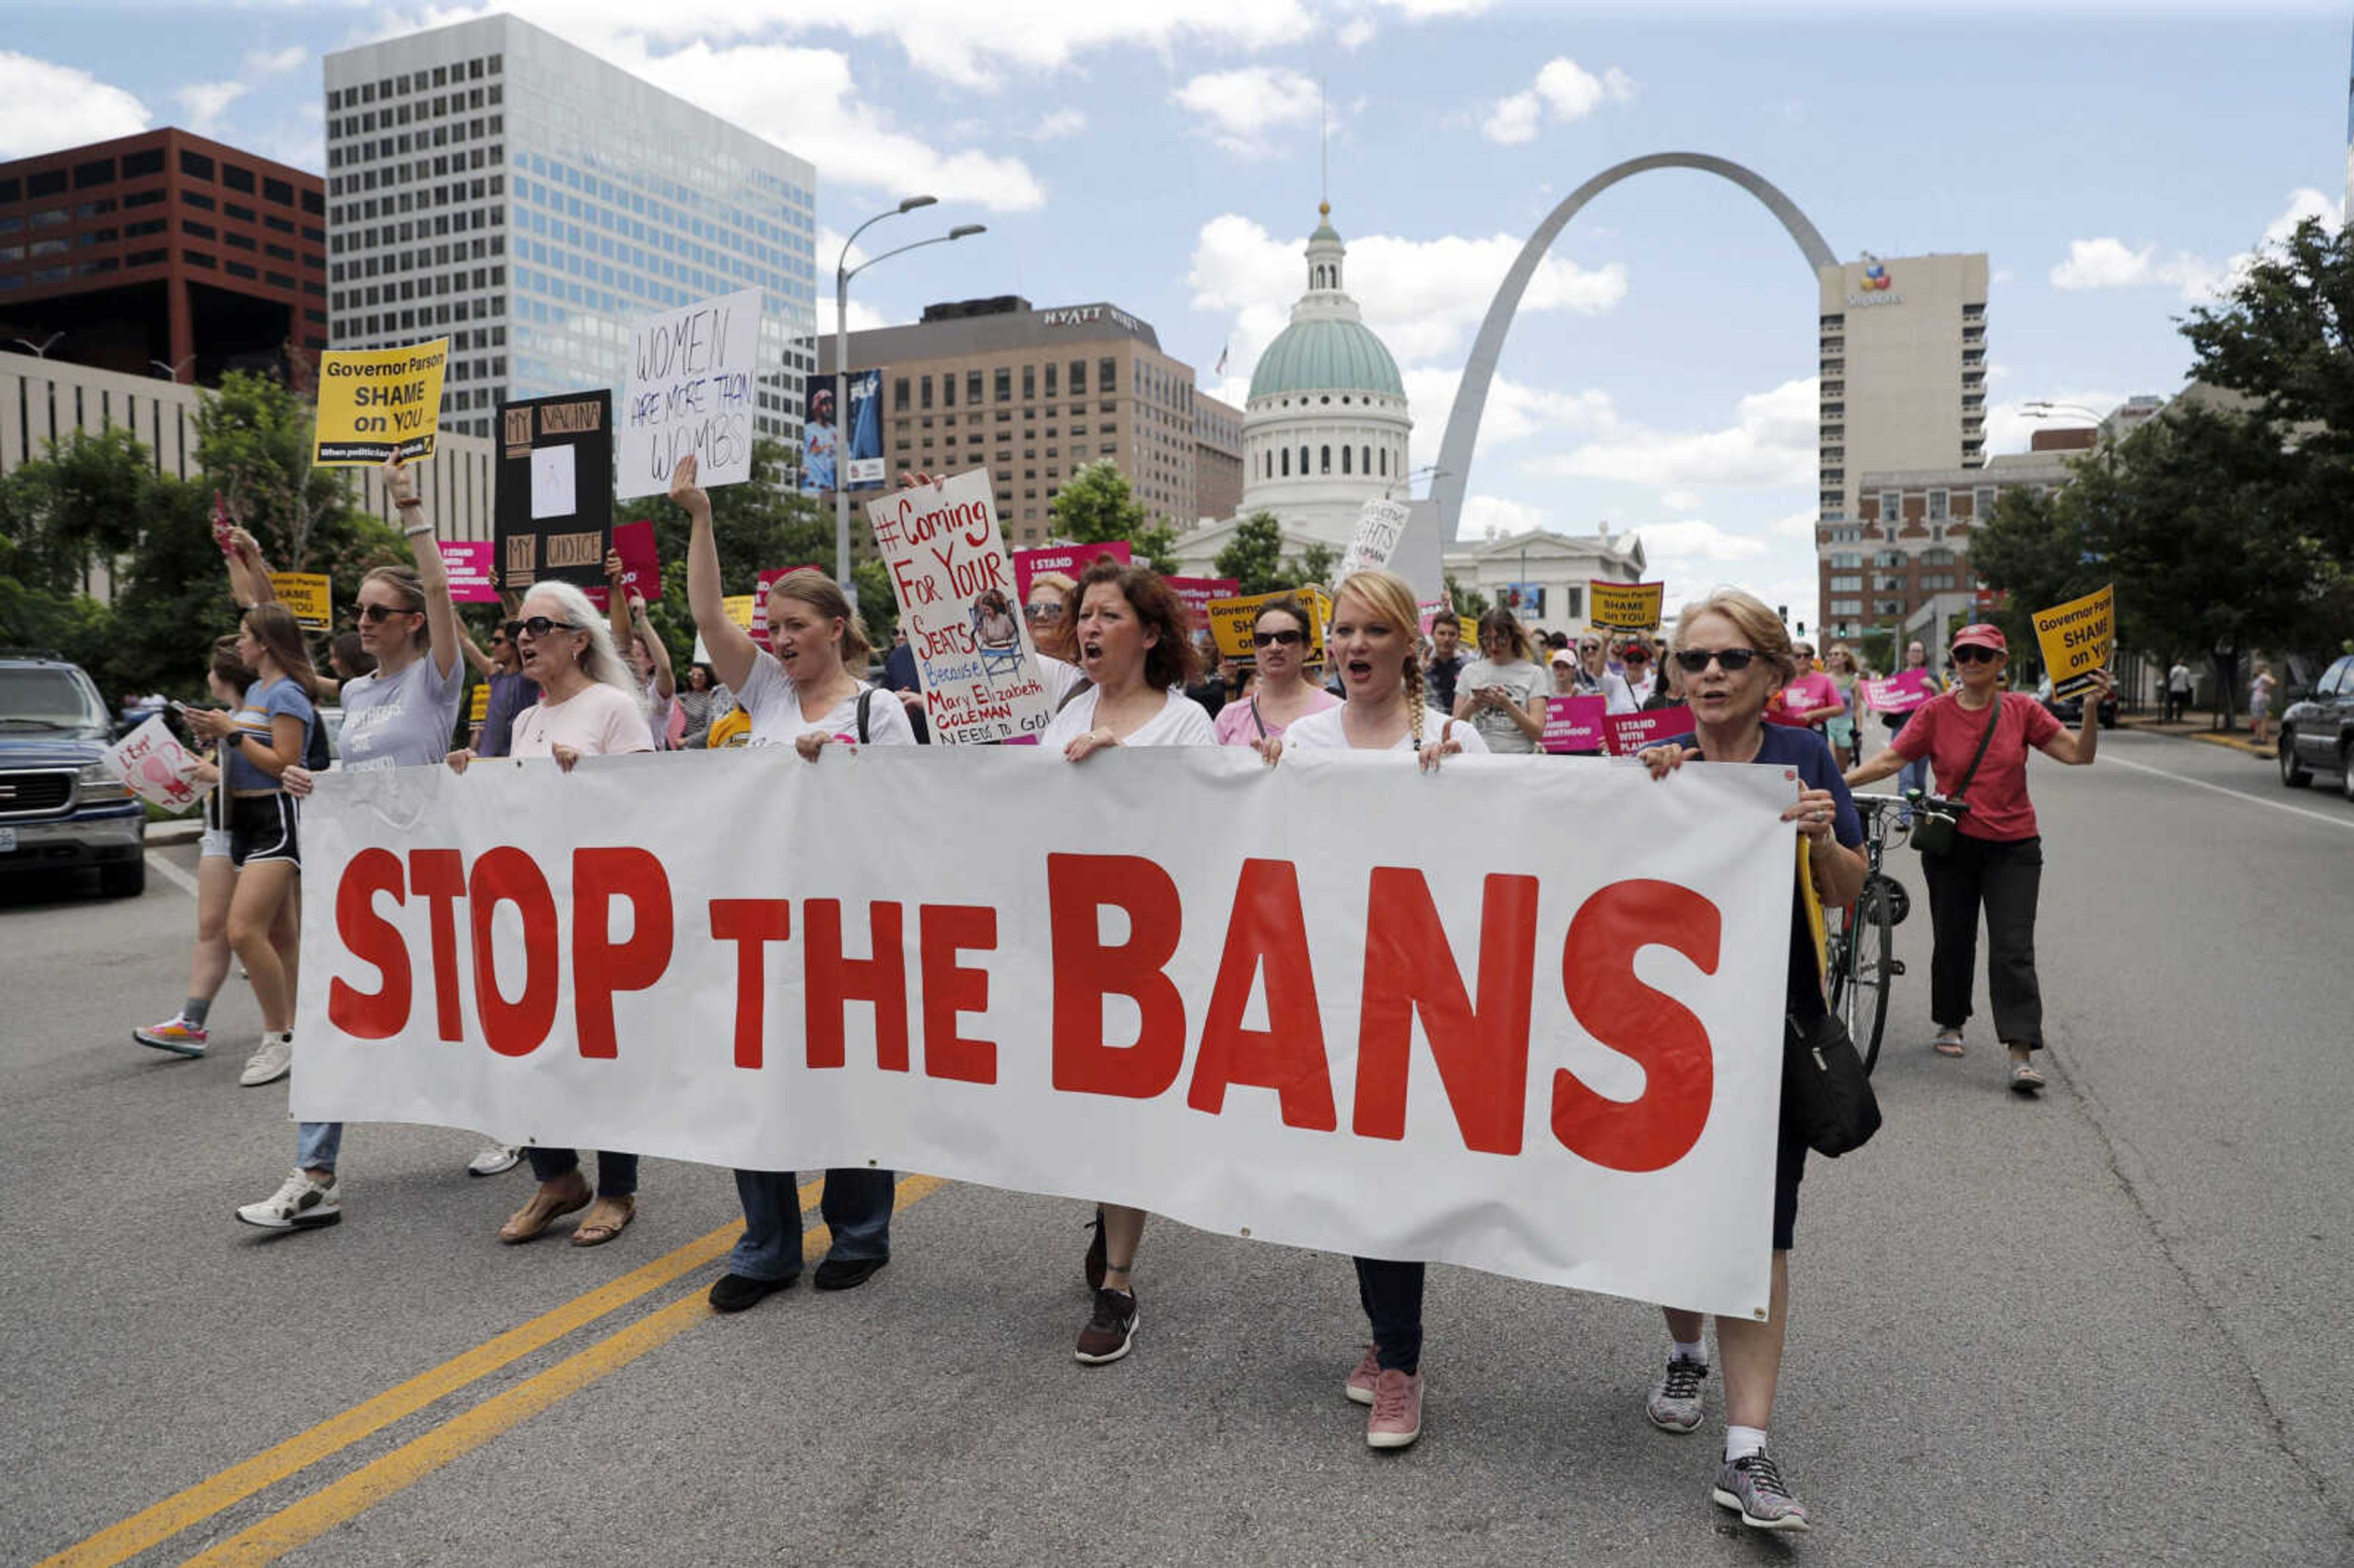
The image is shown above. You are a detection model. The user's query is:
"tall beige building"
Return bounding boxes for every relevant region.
[1815,251,1987,640]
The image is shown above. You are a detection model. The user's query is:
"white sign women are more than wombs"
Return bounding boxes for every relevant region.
[618,287,760,498]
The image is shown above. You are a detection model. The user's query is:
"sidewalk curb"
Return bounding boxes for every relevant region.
[147,820,204,846]
[2116,719,2274,758]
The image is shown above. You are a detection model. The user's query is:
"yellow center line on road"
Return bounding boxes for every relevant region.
[176,1174,948,1568]
[37,1178,822,1568]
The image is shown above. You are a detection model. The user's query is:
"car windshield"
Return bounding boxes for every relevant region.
[0,668,109,730]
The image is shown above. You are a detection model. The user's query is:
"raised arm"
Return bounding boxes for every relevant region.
[676,454,759,691]
[386,457,461,681]
[223,526,274,608]
[604,548,634,669]
[629,590,675,697]
[2036,671,2112,766]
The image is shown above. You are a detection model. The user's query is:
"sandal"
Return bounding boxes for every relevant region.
[570,1195,636,1247]
[1932,1029,1965,1058]
[499,1177,590,1244]
[2009,1059,2046,1095]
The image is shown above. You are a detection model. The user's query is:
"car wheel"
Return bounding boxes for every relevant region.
[100,859,147,898]
[2279,729,2312,788]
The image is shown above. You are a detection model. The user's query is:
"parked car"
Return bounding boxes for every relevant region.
[2277,652,2354,801]
[0,652,145,897]
[2033,675,2118,729]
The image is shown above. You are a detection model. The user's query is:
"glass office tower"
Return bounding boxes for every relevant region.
[323,14,816,444]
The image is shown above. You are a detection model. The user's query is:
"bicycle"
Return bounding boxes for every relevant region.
[1827,793,1914,1073]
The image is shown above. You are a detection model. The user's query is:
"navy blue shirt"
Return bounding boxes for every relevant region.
[1663,725,1862,1021]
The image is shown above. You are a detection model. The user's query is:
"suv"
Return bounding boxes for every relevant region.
[2278,653,2354,801]
[0,653,145,896]
[2033,674,2119,729]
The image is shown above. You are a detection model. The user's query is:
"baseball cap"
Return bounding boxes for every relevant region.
[1951,623,2008,655]
[1550,649,1576,666]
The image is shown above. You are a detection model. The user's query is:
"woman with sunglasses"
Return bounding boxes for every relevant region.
[1631,588,1864,1532]
[237,457,468,1231]
[1845,625,2110,1090]
[674,455,914,1308]
[1453,606,1546,753]
[1250,568,1483,1450]
[447,583,655,1246]
[1567,634,1636,713]
[1618,631,1661,706]
[1213,595,1337,745]
[1822,645,1862,767]
[1043,556,1216,1365]
[1024,569,1089,708]
[1767,640,1846,744]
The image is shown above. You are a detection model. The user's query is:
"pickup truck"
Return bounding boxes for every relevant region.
[0,653,145,897]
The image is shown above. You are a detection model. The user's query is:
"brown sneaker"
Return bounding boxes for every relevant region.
[1074,1287,1137,1364]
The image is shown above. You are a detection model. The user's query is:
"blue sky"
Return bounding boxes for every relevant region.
[3,1,2345,620]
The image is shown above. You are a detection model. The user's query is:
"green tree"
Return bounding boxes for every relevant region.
[1049,460,1179,573]
[1213,512,1287,595]
[1444,572,1489,617]
[2180,216,2354,481]
[1286,540,1340,592]
[633,438,831,662]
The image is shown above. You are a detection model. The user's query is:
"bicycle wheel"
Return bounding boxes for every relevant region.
[1846,873,1897,1073]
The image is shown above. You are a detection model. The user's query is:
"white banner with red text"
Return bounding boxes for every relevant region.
[292,747,1799,1317]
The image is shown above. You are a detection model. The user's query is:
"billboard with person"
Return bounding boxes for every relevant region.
[800,369,885,495]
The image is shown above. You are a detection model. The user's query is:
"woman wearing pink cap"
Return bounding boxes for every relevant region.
[1845,624,2112,1093]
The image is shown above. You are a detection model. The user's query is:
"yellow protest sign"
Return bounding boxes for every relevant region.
[468,683,490,724]
[1207,586,1333,661]
[268,572,332,632]
[2031,584,2114,699]
[314,339,449,466]
[1458,614,1478,646]
[1589,580,1664,634]
[722,594,756,631]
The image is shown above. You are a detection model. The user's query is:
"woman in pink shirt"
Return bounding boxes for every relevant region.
[1212,595,1338,745]
[1768,639,1846,738]
[448,579,655,1244]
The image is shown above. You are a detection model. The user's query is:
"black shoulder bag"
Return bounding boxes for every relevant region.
[1783,840,1883,1158]
[856,687,874,744]
[1910,699,2000,858]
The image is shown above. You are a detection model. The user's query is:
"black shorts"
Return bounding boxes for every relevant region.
[229,794,300,869]
[1772,1122,1807,1252]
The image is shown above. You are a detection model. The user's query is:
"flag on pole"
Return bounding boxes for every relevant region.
[1214,344,1228,376]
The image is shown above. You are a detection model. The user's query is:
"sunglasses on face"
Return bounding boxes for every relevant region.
[1951,645,2002,665]
[503,615,577,642]
[1673,647,1760,674]
[357,602,417,623]
[1024,603,1065,622]
[1252,628,1305,649]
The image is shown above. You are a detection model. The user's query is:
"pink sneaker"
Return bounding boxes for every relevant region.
[1345,1347,1379,1406]
[134,1016,208,1057]
[1366,1368,1423,1450]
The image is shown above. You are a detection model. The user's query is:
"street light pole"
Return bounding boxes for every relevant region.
[12,332,64,359]
[831,198,986,605]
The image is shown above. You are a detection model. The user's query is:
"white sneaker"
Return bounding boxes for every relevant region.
[467,1144,523,1177]
[240,1032,293,1087]
[236,1170,341,1230]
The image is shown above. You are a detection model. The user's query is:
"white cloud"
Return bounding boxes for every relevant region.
[2051,188,2344,304]
[1400,365,1618,446]
[1026,109,1086,141]
[0,51,150,158]
[1769,509,1818,542]
[176,81,249,137]
[1481,56,1637,145]
[1189,214,1627,380]
[1532,377,1819,491]
[818,293,891,337]
[1983,389,2126,456]
[1173,66,1323,158]
[1460,494,1549,541]
[1336,18,1379,48]
[1639,519,1769,561]
[1661,489,1702,512]
[1371,0,1492,14]
[245,45,307,75]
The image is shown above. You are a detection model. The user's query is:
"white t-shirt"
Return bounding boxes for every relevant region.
[1283,704,1492,755]
[1041,685,1216,750]
[509,682,656,758]
[338,649,465,772]
[734,649,916,748]
[1457,657,1544,754]
[1038,654,1087,712]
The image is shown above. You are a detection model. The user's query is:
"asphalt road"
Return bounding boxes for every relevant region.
[4,728,2350,1567]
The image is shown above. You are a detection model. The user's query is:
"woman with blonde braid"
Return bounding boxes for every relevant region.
[1252,569,1485,1449]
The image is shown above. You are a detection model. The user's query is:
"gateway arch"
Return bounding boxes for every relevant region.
[1429,153,1837,543]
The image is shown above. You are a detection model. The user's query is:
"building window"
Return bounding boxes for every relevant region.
[1320,445,1331,474]
[180,150,215,181]
[1877,489,1900,521]
[967,370,983,405]
[1341,446,1351,474]
[1975,485,1996,517]
[893,376,910,411]
[1022,364,1035,400]
[1281,448,1289,476]
[1098,357,1115,394]
[1927,489,1948,521]
[920,375,932,409]
[1379,449,1387,476]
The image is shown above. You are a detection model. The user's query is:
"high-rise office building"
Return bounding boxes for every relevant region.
[0,129,327,386]
[1813,251,1988,640]
[322,14,817,444]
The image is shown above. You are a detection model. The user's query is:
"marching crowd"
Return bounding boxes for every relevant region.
[125,454,2112,1536]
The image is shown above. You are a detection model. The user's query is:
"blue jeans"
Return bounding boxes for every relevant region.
[726,1167,894,1282]
[528,1147,639,1197]
[298,1121,341,1173]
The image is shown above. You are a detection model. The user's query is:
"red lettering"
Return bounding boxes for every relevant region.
[1187,858,1336,1130]
[918,903,997,1084]
[710,899,791,1069]
[804,900,909,1072]
[1551,879,1721,1173]
[1352,869,1539,1155]
[328,848,408,1038]
[468,847,559,1058]
[1048,853,1186,1098]
[408,848,467,1041]
[571,848,674,1060]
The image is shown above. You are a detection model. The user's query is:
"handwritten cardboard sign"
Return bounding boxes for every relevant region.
[1166,576,1240,634]
[1208,586,1333,662]
[495,391,613,590]
[618,288,759,500]
[1341,498,1411,576]
[438,541,500,604]
[1542,695,1609,754]
[1012,541,1130,603]
[2031,583,2113,699]
[104,714,207,812]
[313,339,448,465]
[867,470,1050,745]
[1590,580,1665,634]
[268,572,333,633]
[1602,705,1693,756]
